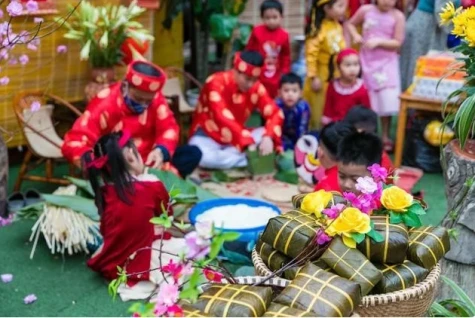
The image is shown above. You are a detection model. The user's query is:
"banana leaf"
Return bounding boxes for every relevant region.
[41,194,99,222]
[65,176,95,198]
[263,303,313,317]
[194,284,272,317]
[274,263,361,317]
[17,202,44,220]
[407,226,450,270]
[321,237,382,296]
[246,150,276,176]
[372,261,429,294]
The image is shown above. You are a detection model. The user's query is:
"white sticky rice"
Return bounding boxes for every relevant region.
[196,204,278,229]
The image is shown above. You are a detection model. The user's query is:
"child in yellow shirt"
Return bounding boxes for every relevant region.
[303,0,348,129]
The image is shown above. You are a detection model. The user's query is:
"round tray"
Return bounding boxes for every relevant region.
[252,248,441,317]
[188,198,280,242]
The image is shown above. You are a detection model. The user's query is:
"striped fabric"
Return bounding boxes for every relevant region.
[274,263,361,317]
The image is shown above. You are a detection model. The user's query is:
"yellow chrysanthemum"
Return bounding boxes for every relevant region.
[465,26,475,46]
[439,2,460,26]
[452,13,468,37]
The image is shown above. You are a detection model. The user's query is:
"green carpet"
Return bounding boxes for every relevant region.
[2,161,448,316]
[0,220,130,317]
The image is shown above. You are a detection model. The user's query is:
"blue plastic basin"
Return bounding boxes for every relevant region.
[189,198,281,242]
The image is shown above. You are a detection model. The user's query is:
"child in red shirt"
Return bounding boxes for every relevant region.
[246,0,291,98]
[322,48,371,125]
[336,131,384,194]
[314,121,355,192]
[83,131,185,299]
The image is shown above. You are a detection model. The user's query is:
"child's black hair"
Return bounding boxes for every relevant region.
[279,72,303,88]
[306,0,338,38]
[240,50,264,67]
[319,121,355,159]
[82,132,138,214]
[343,105,378,134]
[260,0,283,17]
[337,131,383,166]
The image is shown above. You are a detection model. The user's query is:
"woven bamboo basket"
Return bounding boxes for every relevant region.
[252,248,441,317]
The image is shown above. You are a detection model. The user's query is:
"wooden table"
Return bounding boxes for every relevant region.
[394,93,455,167]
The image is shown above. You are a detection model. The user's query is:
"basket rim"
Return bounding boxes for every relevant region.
[251,247,441,307]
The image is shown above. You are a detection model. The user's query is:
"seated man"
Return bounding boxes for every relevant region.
[188,50,284,170]
[62,60,201,178]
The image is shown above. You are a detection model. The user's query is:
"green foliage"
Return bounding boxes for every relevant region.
[401,211,423,227]
[210,14,238,42]
[59,1,153,67]
[351,232,365,244]
[430,276,475,317]
[42,194,99,221]
[65,176,95,198]
[441,40,475,149]
[150,214,174,228]
[221,247,253,265]
[108,267,127,301]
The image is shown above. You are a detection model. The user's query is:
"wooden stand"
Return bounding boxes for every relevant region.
[394,94,458,167]
[441,140,475,265]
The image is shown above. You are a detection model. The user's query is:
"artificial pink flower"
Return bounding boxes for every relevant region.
[356,176,378,195]
[0,76,10,86]
[154,304,168,317]
[19,54,29,65]
[343,192,359,207]
[6,1,23,17]
[1,274,13,283]
[156,283,179,306]
[27,43,37,51]
[56,45,67,54]
[322,203,345,219]
[24,294,37,304]
[34,17,44,24]
[195,221,213,240]
[0,49,9,60]
[25,0,39,12]
[167,304,184,317]
[316,229,332,245]
[8,58,18,65]
[203,268,224,283]
[184,231,210,260]
[0,9,4,19]
[162,260,192,283]
[0,214,13,227]
[30,101,41,112]
[368,164,388,183]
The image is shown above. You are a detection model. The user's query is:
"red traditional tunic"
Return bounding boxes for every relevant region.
[61,83,179,164]
[87,178,171,284]
[246,25,291,98]
[314,166,341,192]
[190,70,284,151]
[323,79,371,123]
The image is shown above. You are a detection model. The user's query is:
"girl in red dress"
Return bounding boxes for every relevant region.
[83,131,185,300]
[322,48,371,125]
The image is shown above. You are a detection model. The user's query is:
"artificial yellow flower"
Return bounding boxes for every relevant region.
[380,186,413,212]
[439,2,460,26]
[325,207,371,248]
[466,22,475,46]
[300,190,333,218]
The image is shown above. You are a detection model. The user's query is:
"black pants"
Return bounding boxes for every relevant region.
[171,145,202,178]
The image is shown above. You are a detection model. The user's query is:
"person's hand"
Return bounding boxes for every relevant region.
[311,77,322,92]
[352,33,363,45]
[145,148,164,169]
[364,38,381,49]
[259,136,274,156]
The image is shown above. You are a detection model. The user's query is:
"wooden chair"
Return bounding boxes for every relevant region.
[12,91,83,191]
[163,67,203,144]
